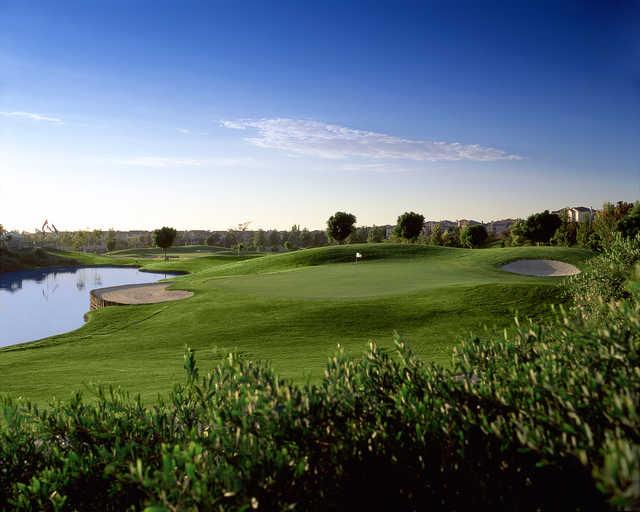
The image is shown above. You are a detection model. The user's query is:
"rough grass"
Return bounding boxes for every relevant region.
[0,244,591,403]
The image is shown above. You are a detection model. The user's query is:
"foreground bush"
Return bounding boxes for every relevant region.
[1,299,639,511]
[565,233,640,318]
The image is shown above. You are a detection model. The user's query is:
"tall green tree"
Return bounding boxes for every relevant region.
[522,211,562,245]
[153,226,177,260]
[326,212,356,244]
[394,212,425,242]
[460,224,488,248]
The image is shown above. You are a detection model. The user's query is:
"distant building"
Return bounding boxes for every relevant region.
[553,207,596,223]
[457,219,481,229]
[423,220,457,236]
[485,219,516,237]
[383,225,395,239]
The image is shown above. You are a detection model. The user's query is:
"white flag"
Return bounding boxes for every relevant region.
[355,252,362,259]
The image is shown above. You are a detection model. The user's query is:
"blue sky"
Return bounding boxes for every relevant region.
[1,0,639,231]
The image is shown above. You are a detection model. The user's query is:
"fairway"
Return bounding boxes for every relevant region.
[0,244,590,403]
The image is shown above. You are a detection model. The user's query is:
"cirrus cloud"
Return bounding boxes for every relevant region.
[221,118,521,162]
[0,111,63,124]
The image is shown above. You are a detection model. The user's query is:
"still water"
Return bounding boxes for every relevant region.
[0,266,176,347]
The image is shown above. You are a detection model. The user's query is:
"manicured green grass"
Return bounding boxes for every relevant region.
[0,244,590,403]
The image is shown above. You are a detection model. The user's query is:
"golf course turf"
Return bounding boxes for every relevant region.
[0,244,590,404]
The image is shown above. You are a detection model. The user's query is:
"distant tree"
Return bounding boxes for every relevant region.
[429,224,443,246]
[228,221,251,256]
[441,227,461,247]
[349,226,369,244]
[327,211,356,244]
[221,232,235,248]
[551,211,577,247]
[72,230,89,251]
[206,233,220,246]
[617,202,640,239]
[287,225,301,249]
[300,228,313,248]
[367,225,385,243]
[153,226,177,260]
[268,230,281,251]
[106,229,117,252]
[394,212,425,242]
[460,224,488,248]
[0,224,6,248]
[312,230,328,247]
[589,202,632,247]
[252,229,267,251]
[522,210,562,245]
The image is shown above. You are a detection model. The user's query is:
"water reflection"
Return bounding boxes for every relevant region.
[0,266,178,347]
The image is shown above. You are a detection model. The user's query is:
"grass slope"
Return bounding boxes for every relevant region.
[0,244,590,403]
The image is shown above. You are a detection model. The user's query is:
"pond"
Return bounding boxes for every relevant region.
[0,266,179,348]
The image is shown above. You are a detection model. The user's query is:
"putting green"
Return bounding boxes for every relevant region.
[0,244,591,404]
[209,258,534,299]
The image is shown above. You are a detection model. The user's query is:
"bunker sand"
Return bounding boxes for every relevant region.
[501,259,581,277]
[92,283,193,306]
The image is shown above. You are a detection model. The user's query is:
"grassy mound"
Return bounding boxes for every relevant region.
[0,248,79,273]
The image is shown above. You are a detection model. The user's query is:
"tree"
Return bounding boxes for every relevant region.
[441,227,461,247]
[617,202,640,239]
[206,233,220,246]
[349,226,369,244]
[228,221,251,256]
[326,211,356,244]
[153,226,177,260]
[522,211,562,245]
[394,212,425,242]
[367,225,385,243]
[106,229,117,252]
[312,230,328,247]
[551,211,577,247]
[460,224,488,248]
[288,225,301,249]
[429,224,443,246]
[268,230,281,251]
[72,230,89,251]
[300,228,313,248]
[252,229,267,251]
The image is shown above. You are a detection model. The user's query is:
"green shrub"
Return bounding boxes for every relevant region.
[2,299,639,511]
[565,233,640,317]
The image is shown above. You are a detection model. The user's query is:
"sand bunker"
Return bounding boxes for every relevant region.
[92,283,193,306]
[501,259,581,277]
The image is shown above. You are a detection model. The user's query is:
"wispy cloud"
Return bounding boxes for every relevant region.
[0,111,63,124]
[221,118,521,162]
[117,156,257,168]
[177,127,209,135]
